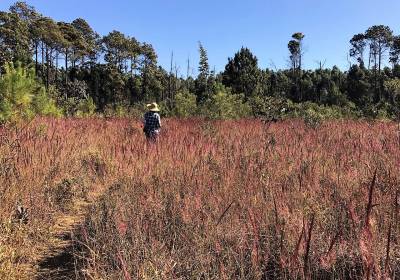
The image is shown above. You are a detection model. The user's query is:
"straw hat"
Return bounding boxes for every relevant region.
[146,102,160,112]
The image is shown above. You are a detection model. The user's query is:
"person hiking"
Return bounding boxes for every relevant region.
[143,102,161,142]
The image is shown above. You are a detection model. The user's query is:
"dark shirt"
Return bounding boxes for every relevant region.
[143,111,161,132]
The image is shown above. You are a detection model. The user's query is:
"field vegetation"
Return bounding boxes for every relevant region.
[0,118,399,279]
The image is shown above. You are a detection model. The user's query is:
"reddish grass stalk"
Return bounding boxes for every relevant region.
[291,222,305,266]
[303,213,315,280]
[365,169,377,226]
[248,209,260,270]
[385,190,400,275]
[117,251,132,280]
[384,220,392,274]
[360,170,377,280]
[327,229,341,256]
[216,201,235,226]
[320,228,342,269]
[395,191,399,236]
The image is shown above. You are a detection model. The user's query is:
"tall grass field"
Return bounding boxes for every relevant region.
[0,118,399,279]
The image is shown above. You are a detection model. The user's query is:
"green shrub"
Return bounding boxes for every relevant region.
[288,101,359,120]
[174,89,198,117]
[76,97,97,117]
[157,100,174,117]
[127,104,147,119]
[248,95,292,120]
[32,87,62,117]
[0,62,61,123]
[102,104,128,118]
[361,101,396,120]
[200,84,251,119]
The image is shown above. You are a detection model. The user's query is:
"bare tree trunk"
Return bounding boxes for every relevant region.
[71,49,75,68]
[299,52,302,72]
[65,49,68,84]
[46,46,50,88]
[55,50,58,83]
[375,52,378,98]
[378,47,382,73]
[41,41,45,80]
[141,63,147,97]
[378,48,382,100]
[186,57,190,79]
[174,63,178,100]
[169,51,173,99]
[368,50,371,70]
[35,42,38,75]
[130,56,133,76]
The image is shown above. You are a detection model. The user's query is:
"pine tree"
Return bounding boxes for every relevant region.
[222,47,260,99]
[196,41,210,102]
[0,62,61,123]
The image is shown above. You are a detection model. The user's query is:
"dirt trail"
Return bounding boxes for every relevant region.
[35,235,78,280]
[31,198,96,279]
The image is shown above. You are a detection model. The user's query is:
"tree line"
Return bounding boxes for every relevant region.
[1,1,400,121]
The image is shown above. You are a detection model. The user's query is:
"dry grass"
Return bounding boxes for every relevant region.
[0,118,124,279]
[1,118,399,279]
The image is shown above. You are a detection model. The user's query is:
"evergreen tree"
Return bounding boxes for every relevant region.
[346,65,372,106]
[390,36,400,67]
[196,41,210,102]
[71,18,98,66]
[222,47,260,99]
[0,11,30,66]
[288,33,305,101]
[365,25,393,100]
[350,33,366,67]
[0,62,60,122]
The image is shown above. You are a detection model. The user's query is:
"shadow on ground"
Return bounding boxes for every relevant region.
[35,231,81,280]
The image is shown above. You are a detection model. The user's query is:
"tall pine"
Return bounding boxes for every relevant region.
[196,41,210,102]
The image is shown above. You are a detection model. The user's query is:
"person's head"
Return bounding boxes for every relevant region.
[146,102,160,113]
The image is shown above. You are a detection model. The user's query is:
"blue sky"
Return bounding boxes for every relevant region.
[1,0,400,76]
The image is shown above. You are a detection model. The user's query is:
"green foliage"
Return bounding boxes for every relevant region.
[249,95,290,120]
[361,101,397,120]
[288,32,305,76]
[76,97,96,117]
[350,33,367,66]
[174,89,198,117]
[200,84,251,119]
[2,1,400,121]
[222,47,260,98]
[103,104,130,118]
[54,79,93,116]
[390,36,400,66]
[71,18,98,61]
[0,10,31,66]
[32,87,62,117]
[384,78,400,103]
[0,63,61,123]
[196,41,210,102]
[289,102,359,123]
